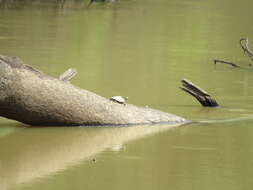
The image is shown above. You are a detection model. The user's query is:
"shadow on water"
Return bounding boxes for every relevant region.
[0,122,183,190]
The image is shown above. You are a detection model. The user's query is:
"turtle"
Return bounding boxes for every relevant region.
[110,96,128,105]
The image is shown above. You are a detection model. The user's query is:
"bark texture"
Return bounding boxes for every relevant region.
[180,79,219,107]
[0,55,188,126]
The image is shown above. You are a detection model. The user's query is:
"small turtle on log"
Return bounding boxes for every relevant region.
[110,96,128,105]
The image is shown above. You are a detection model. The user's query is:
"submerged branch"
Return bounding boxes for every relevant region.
[239,38,253,61]
[214,59,239,68]
[180,79,219,107]
[214,38,253,68]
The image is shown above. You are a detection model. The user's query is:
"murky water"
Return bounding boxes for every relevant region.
[1,0,253,189]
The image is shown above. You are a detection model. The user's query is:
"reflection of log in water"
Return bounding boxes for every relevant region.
[0,123,182,190]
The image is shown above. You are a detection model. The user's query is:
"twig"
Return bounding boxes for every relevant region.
[214,59,239,68]
[59,68,77,81]
[180,79,219,107]
[239,38,253,61]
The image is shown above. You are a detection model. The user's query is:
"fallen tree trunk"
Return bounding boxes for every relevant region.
[0,55,188,126]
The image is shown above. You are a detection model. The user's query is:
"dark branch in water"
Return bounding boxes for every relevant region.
[213,38,253,68]
[214,59,239,68]
[180,79,219,107]
[240,38,253,61]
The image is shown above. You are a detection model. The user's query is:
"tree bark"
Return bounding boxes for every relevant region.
[0,55,188,126]
[180,79,219,107]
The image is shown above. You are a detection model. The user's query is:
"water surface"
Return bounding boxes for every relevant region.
[1,0,253,189]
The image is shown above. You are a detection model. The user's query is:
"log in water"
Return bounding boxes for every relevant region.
[0,55,188,126]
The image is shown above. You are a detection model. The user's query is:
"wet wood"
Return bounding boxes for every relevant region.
[180,79,219,107]
[214,59,239,68]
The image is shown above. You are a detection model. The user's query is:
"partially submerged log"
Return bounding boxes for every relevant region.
[0,55,188,126]
[180,79,219,107]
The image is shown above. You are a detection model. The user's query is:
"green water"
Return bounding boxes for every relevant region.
[1,0,253,189]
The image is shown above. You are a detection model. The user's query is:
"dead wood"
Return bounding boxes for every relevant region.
[0,55,188,126]
[59,68,77,81]
[214,59,239,68]
[240,38,253,61]
[180,79,219,107]
[214,37,253,68]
